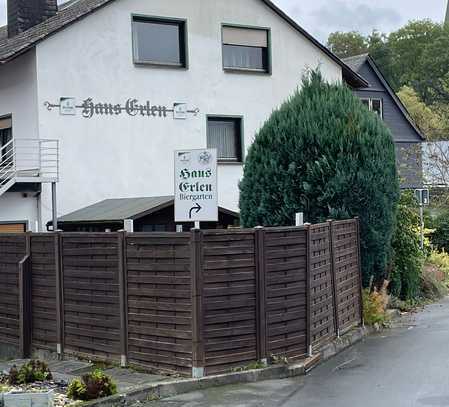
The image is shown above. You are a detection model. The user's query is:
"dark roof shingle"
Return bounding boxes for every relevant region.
[341,53,369,73]
[58,196,174,222]
[0,0,114,64]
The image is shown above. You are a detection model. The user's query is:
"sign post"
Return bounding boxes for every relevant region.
[175,149,218,227]
[415,189,430,250]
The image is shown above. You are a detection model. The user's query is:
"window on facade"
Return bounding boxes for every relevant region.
[0,116,12,162]
[207,117,243,162]
[361,98,383,119]
[222,26,269,72]
[132,16,187,67]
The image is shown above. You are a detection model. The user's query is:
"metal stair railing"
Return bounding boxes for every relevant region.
[0,139,16,196]
[0,138,59,197]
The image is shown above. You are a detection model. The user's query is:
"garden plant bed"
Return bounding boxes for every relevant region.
[0,377,71,407]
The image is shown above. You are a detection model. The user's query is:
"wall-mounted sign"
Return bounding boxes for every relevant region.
[174,149,218,223]
[173,103,188,120]
[59,97,76,116]
[44,98,200,119]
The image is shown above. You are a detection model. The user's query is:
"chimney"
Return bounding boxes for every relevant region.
[7,0,58,38]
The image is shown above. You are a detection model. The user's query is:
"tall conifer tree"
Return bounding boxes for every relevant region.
[239,71,399,283]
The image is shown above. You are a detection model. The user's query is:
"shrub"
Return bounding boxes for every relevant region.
[239,70,399,285]
[428,250,449,280]
[431,211,449,251]
[67,369,117,401]
[363,281,390,326]
[390,192,423,300]
[421,266,448,300]
[8,360,52,385]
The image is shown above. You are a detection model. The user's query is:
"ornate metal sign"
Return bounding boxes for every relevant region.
[44,98,200,119]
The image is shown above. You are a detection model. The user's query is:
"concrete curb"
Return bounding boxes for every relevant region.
[79,326,367,407]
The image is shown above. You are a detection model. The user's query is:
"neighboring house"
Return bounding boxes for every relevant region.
[344,54,425,189]
[0,0,366,232]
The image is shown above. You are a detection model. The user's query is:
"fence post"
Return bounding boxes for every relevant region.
[118,231,128,367]
[355,217,364,327]
[55,232,65,359]
[328,220,340,338]
[305,224,313,357]
[191,228,205,378]
[255,227,267,363]
[19,232,32,358]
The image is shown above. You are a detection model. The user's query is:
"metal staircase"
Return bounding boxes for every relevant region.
[0,138,59,197]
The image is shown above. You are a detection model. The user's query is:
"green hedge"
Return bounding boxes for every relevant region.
[239,71,399,284]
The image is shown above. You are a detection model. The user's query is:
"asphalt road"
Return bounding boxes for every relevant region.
[141,297,449,407]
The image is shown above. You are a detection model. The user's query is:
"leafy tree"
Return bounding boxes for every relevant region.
[431,211,449,252]
[418,30,449,105]
[239,71,400,284]
[397,86,447,140]
[327,21,449,106]
[327,31,368,58]
[366,30,396,88]
[390,192,423,301]
[388,20,444,95]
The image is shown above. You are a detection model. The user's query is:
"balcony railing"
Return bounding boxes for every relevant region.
[0,138,59,195]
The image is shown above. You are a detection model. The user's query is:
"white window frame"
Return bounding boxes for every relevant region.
[361,98,383,120]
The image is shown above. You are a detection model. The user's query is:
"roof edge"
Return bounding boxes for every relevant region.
[1,0,368,88]
[260,0,368,88]
[365,55,426,140]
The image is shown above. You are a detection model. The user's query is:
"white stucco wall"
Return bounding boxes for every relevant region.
[0,192,39,231]
[0,50,38,139]
[0,50,40,227]
[4,0,343,226]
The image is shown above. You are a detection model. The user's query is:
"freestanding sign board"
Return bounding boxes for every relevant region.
[174,149,218,223]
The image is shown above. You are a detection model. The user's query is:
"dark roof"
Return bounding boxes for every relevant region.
[0,0,114,64]
[57,196,239,223]
[343,53,426,141]
[0,0,367,87]
[341,53,369,73]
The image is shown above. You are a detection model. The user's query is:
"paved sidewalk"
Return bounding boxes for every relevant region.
[0,358,170,392]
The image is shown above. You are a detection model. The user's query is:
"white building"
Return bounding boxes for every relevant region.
[0,0,366,232]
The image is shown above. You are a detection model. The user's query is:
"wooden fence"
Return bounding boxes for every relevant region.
[0,219,363,377]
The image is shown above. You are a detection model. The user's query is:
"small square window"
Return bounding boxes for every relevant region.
[132,16,187,67]
[361,99,370,108]
[361,98,383,119]
[222,26,270,73]
[207,117,243,163]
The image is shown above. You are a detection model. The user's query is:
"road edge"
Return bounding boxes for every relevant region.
[81,326,367,407]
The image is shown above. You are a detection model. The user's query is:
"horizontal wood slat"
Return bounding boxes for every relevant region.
[62,234,121,361]
[202,230,257,375]
[126,234,192,375]
[0,219,362,377]
[265,229,308,361]
[0,235,25,344]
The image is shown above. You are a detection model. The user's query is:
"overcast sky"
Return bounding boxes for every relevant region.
[0,0,447,42]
